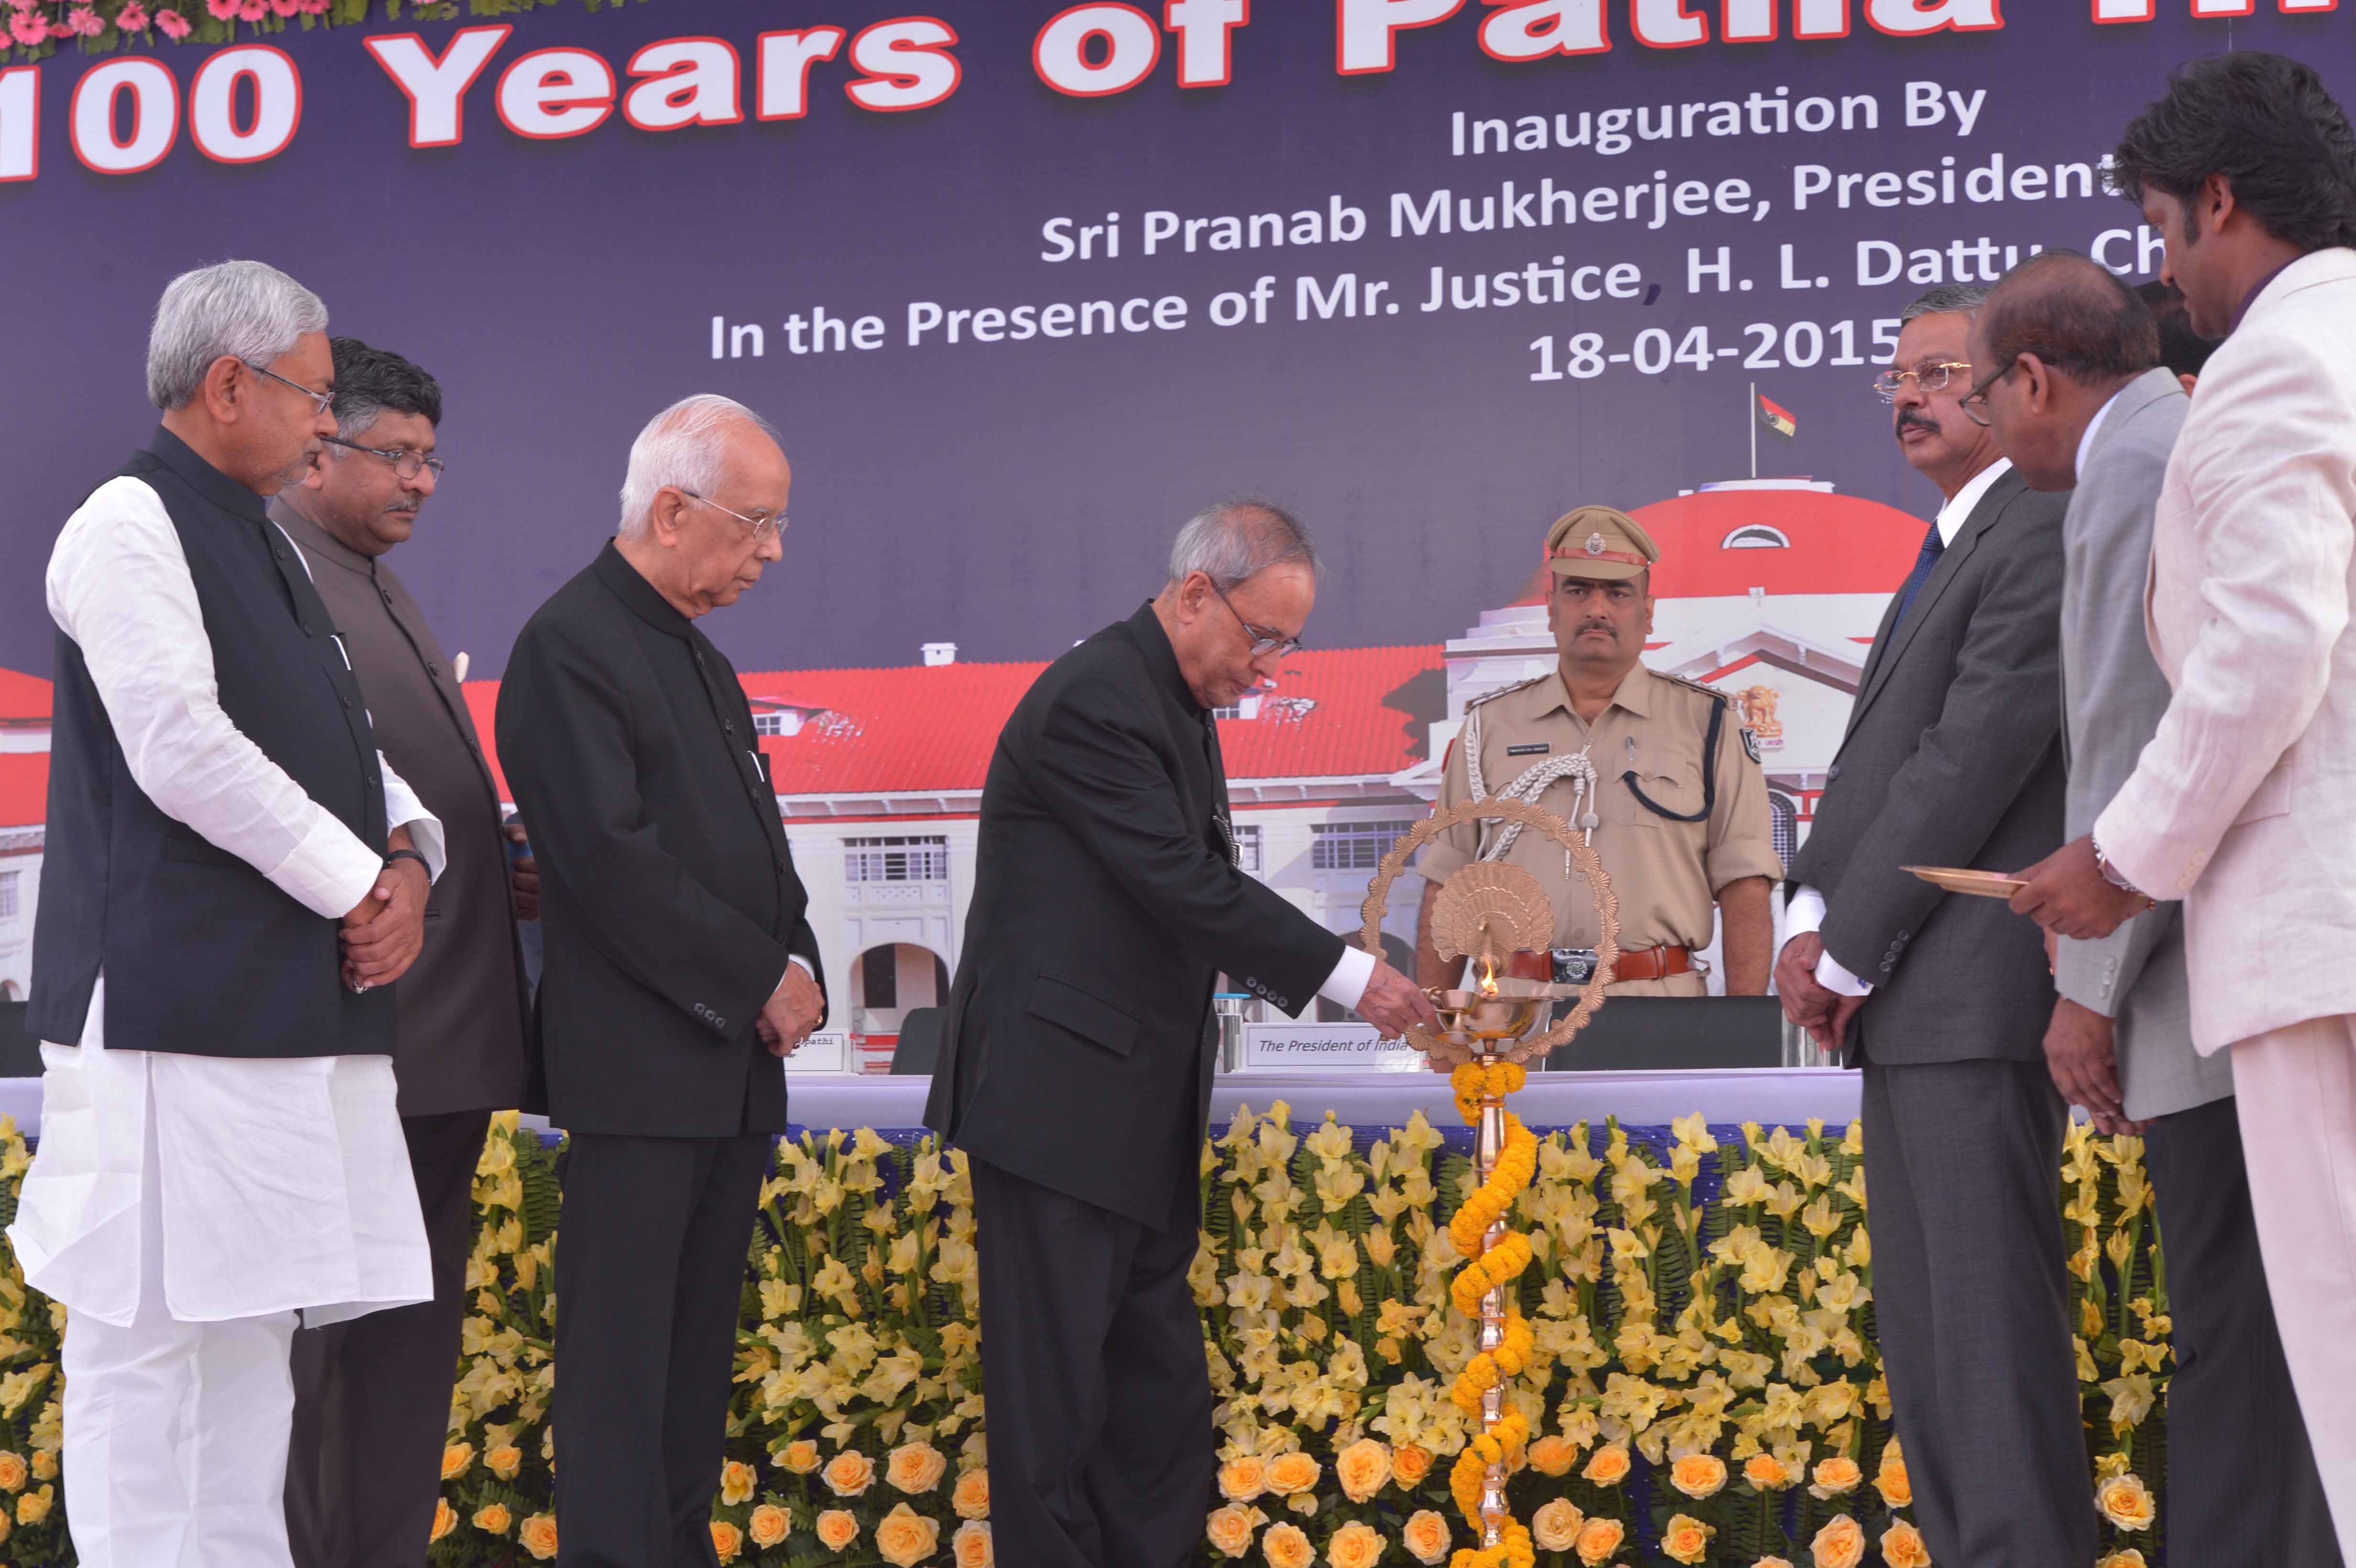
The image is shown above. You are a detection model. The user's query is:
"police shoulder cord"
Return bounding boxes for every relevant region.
[1462,697,1600,886]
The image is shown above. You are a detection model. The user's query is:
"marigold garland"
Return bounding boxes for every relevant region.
[1438,1059,1546,1565]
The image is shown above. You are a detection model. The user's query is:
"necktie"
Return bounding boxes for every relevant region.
[1893,522,1946,627]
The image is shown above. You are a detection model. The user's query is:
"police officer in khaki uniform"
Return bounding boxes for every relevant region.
[1416,506,1783,997]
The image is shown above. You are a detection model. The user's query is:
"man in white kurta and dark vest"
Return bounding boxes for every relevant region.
[269,339,535,1568]
[9,261,441,1568]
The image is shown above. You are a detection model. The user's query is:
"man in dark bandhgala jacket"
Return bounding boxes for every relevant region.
[926,502,1437,1568]
[1778,285,2091,1566]
[272,338,537,1568]
[498,395,826,1568]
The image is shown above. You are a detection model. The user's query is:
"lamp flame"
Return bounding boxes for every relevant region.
[1477,954,1499,998]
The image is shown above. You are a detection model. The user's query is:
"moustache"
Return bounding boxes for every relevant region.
[1894,409,1939,437]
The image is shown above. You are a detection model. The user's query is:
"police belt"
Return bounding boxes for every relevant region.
[1549,946,1694,985]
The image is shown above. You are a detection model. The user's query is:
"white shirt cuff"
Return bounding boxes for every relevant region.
[379,753,446,884]
[1788,884,1873,996]
[786,955,817,981]
[1318,944,1377,1012]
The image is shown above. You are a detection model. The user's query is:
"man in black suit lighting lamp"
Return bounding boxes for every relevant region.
[497,394,826,1568]
[926,502,1438,1568]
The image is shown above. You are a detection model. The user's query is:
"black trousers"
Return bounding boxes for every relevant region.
[287,1107,493,1568]
[1862,1058,2097,1568]
[2146,1094,2343,1567]
[970,1155,1213,1568]
[553,1132,771,1568]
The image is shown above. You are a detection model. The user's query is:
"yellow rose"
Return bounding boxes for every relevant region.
[28,1452,54,1482]
[748,1504,791,1547]
[2096,1553,2149,1568]
[1743,1453,1794,1491]
[720,1458,758,1505]
[1808,1457,1862,1498]
[1334,1439,1391,1503]
[1572,1516,1625,1567]
[1527,1435,1577,1477]
[953,1467,992,1520]
[953,1519,995,1568]
[1401,1509,1451,1566]
[1669,1453,1727,1500]
[888,1441,949,1495]
[875,1502,942,1568]
[1326,1519,1384,1568]
[1531,1498,1584,1552]
[824,1450,878,1498]
[815,1510,862,1552]
[710,1519,743,1564]
[13,1487,51,1527]
[1393,1445,1434,1487]
[2096,1473,2157,1531]
[779,1439,822,1474]
[472,1503,513,1536]
[1220,1454,1269,1502]
[1207,1503,1263,1559]
[520,1513,559,1561]
[1809,1513,1865,1568]
[1581,1444,1632,1487]
[1263,1521,1315,1568]
[1873,1451,1912,1510]
[1754,1560,1797,1568]
[442,1443,475,1481]
[1880,1519,1932,1568]
[0,1453,25,1492]
[430,1500,458,1543]
[1662,1512,1714,1565]
[1266,1452,1322,1497]
[488,1446,524,1481]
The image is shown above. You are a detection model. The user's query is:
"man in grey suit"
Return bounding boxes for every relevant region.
[1968,253,2340,1566]
[1775,284,2093,1566]
[270,340,538,1568]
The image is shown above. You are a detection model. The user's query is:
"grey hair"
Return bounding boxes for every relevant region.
[617,394,781,537]
[1900,283,1990,323]
[145,260,328,411]
[1167,500,1320,591]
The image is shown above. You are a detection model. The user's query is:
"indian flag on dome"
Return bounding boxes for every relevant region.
[1756,389,1798,441]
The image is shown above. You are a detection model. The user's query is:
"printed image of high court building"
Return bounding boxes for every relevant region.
[0,481,1919,1070]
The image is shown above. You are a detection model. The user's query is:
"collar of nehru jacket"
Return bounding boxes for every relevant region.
[1128,600,1206,716]
[268,498,375,578]
[147,426,271,523]
[594,537,696,640]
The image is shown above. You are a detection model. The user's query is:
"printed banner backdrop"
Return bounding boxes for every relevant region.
[3,3,2350,681]
[4,3,2356,1027]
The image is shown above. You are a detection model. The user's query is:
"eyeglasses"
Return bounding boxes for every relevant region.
[1871,361,1974,403]
[680,489,784,544]
[323,435,445,480]
[1958,362,2013,427]
[239,359,334,419]
[1212,583,1307,658]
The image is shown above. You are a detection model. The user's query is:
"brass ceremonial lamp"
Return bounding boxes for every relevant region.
[1362,799,1617,1568]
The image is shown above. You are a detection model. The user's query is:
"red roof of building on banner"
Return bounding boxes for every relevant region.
[1509,486,1927,604]
[0,754,49,829]
[0,670,52,728]
[461,681,508,802]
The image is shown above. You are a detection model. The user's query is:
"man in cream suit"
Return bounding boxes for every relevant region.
[2011,54,2356,1552]
[1977,251,2340,1565]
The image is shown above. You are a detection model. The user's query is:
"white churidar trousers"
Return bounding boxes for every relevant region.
[2232,1013,2356,1558]
[59,1091,299,1568]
